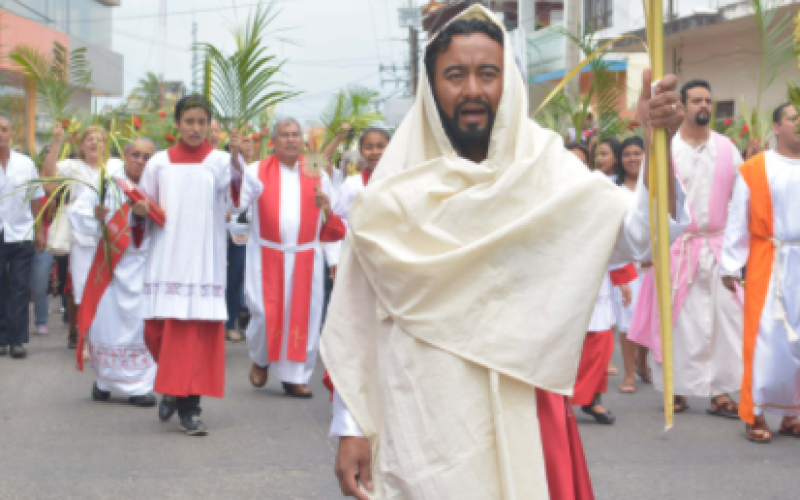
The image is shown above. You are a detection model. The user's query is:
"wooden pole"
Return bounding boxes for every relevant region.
[25,77,36,154]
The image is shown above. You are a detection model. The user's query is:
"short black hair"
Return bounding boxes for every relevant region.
[615,136,645,184]
[596,136,621,176]
[358,127,391,151]
[174,94,213,123]
[773,102,793,124]
[565,141,590,165]
[680,79,711,105]
[424,18,504,90]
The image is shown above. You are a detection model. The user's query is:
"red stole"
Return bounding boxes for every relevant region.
[361,167,373,186]
[76,203,142,371]
[168,139,214,164]
[258,155,321,363]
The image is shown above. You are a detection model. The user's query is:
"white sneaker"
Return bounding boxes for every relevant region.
[35,325,49,335]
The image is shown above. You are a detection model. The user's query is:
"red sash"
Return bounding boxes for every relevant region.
[76,203,140,371]
[258,155,321,363]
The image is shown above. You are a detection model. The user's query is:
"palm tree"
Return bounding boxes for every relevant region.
[134,72,163,111]
[9,41,92,120]
[195,2,300,132]
[319,85,384,152]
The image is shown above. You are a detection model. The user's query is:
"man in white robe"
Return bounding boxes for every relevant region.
[722,102,800,442]
[323,6,690,500]
[241,118,346,398]
[634,79,744,416]
[68,139,157,406]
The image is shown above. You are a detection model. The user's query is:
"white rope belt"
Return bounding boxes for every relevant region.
[672,229,724,298]
[256,238,317,254]
[768,238,800,343]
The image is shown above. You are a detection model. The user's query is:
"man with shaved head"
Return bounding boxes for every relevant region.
[68,138,158,407]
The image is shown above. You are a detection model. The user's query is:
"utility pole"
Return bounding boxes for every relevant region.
[668,0,676,21]
[192,21,199,94]
[409,24,419,96]
[564,0,580,99]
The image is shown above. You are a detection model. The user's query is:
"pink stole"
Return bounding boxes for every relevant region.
[628,132,743,361]
[258,155,320,363]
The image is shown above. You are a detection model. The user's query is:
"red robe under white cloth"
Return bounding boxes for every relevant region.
[238,155,345,384]
[138,140,259,397]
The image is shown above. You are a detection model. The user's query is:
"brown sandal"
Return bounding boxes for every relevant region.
[282,382,313,399]
[674,395,690,413]
[706,396,740,419]
[778,418,800,438]
[746,419,772,443]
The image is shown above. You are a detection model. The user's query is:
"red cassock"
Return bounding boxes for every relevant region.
[142,140,233,398]
[570,263,638,406]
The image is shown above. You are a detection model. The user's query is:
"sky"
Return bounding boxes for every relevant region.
[105,0,415,126]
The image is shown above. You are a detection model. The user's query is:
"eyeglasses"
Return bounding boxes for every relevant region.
[130,151,152,161]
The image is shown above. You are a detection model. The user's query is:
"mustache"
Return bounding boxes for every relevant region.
[453,99,492,121]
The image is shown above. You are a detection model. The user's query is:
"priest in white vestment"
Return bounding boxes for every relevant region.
[722,103,800,443]
[630,80,744,417]
[240,118,346,398]
[68,139,157,406]
[323,6,691,500]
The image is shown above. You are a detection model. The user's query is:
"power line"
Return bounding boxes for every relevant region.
[72,0,305,24]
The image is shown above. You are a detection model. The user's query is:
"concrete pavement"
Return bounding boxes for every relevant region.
[0,301,796,499]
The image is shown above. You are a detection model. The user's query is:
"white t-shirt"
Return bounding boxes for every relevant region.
[0,151,45,242]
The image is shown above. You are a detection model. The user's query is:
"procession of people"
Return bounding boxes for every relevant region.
[2,4,800,500]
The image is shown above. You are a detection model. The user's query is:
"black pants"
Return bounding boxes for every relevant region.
[176,395,201,417]
[0,234,34,346]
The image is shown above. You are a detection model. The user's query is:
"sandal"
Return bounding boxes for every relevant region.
[778,418,800,438]
[746,419,772,443]
[282,382,313,399]
[608,362,619,376]
[618,379,637,394]
[706,396,740,420]
[674,395,690,413]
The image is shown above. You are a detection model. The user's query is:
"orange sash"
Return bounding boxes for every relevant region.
[738,152,774,424]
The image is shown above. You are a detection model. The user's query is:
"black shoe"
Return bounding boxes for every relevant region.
[9,345,26,359]
[179,411,208,436]
[67,333,77,350]
[159,395,177,421]
[581,405,616,425]
[129,393,157,407]
[0,345,7,356]
[92,382,111,402]
[238,311,251,330]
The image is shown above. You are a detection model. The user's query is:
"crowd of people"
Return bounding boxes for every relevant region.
[1,5,799,499]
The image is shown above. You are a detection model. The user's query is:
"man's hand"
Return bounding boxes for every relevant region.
[339,123,352,138]
[641,260,653,269]
[53,123,65,145]
[314,186,331,218]
[619,283,633,307]
[335,436,374,500]
[744,138,763,160]
[329,265,337,281]
[132,200,149,218]
[639,71,684,141]
[722,276,740,293]
[94,205,110,222]
[34,226,46,253]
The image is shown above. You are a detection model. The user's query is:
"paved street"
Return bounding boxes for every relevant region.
[0,300,797,499]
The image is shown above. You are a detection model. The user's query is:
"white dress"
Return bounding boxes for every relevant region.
[722,151,800,418]
[240,162,337,385]
[611,184,645,333]
[651,134,744,397]
[68,170,155,396]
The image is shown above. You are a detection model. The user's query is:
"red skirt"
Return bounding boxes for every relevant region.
[569,330,614,406]
[144,319,225,398]
[537,388,595,500]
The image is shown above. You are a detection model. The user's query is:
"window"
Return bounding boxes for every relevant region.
[584,0,613,32]
[715,100,735,125]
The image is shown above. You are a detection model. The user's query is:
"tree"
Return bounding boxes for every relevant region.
[319,85,384,152]
[133,71,163,111]
[9,41,92,121]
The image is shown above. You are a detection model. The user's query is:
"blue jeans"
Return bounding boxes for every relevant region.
[31,251,53,326]
[226,239,246,330]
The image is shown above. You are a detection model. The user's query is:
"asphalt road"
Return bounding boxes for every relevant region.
[0,301,797,499]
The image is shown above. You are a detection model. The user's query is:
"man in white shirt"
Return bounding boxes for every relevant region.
[0,114,47,358]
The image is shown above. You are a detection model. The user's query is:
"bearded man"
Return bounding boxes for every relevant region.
[323,6,690,500]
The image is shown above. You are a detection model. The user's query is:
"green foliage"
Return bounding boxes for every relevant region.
[9,41,93,120]
[195,2,300,132]
[319,85,383,154]
[133,72,163,112]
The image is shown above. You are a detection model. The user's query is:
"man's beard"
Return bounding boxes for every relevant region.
[436,98,495,156]
[695,109,711,127]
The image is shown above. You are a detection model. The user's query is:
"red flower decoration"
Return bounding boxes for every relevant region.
[740,125,750,138]
[724,118,733,127]
[165,133,177,144]
[158,111,167,119]
[627,121,640,131]
[60,119,71,129]
[133,116,142,131]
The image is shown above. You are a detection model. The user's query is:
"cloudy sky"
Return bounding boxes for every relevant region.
[105,0,414,125]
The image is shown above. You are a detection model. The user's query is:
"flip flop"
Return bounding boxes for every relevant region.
[618,381,637,394]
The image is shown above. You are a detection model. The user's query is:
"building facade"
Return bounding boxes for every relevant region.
[0,1,124,153]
